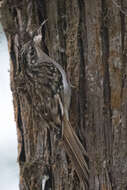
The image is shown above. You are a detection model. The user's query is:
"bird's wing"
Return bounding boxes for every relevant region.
[24,44,89,186]
[25,60,64,128]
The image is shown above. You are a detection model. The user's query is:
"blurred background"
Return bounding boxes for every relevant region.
[0,24,19,189]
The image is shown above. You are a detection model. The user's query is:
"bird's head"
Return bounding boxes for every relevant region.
[33,34,42,48]
[33,19,48,53]
[21,20,48,57]
[33,19,47,46]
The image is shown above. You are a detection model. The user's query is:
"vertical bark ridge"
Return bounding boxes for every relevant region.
[57,0,67,69]
[100,0,113,189]
[101,0,112,160]
[77,0,88,150]
[120,0,126,94]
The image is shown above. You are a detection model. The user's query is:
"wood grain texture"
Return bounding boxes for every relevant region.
[1,0,127,189]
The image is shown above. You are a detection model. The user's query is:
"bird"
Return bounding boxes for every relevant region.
[22,25,89,187]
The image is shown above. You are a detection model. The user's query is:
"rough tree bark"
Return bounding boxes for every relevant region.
[0,0,127,189]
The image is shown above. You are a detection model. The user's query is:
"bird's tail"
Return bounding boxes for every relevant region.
[63,117,89,187]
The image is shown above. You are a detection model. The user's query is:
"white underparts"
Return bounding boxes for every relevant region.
[42,175,49,190]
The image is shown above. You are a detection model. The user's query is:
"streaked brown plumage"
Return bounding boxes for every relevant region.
[23,30,89,187]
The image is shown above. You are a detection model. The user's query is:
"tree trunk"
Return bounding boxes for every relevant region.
[1,0,127,189]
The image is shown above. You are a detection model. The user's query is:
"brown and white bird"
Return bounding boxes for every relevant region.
[24,28,89,187]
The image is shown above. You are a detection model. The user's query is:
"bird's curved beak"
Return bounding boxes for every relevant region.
[41,19,48,28]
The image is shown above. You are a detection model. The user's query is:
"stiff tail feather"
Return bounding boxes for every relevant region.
[63,117,89,186]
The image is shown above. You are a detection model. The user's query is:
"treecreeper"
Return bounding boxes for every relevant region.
[22,23,89,188]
